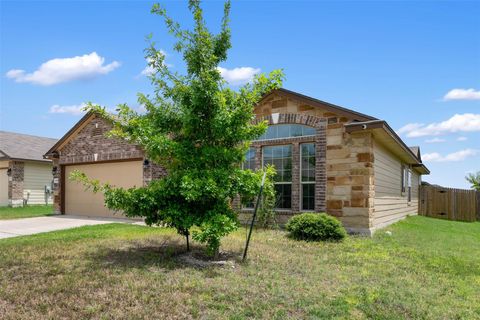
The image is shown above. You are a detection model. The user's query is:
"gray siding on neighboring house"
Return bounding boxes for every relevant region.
[0,161,9,206]
[373,141,419,229]
[23,161,53,205]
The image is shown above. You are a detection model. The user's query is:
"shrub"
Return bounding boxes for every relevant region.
[285,213,346,241]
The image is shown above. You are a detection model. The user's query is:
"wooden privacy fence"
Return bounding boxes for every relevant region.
[419,185,479,222]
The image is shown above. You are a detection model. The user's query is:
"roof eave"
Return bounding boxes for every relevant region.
[345,120,430,175]
[44,111,96,158]
[259,88,378,122]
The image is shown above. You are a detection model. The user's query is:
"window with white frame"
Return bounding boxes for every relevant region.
[301,143,315,210]
[263,145,292,209]
[407,168,412,202]
[401,165,407,193]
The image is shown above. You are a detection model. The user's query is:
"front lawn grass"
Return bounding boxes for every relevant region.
[0,205,53,220]
[0,216,479,319]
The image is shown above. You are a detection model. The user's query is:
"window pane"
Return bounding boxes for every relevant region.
[243,147,256,171]
[263,145,293,183]
[302,184,315,210]
[257,124,316,140]
[301,143,315,182]
[263,145,293,209]
[275,184,292,209]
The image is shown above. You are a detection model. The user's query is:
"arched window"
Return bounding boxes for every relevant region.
[257,124,316,141]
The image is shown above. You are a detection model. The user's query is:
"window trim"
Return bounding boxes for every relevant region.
[300,142,315,211]
[407,168,412,203]
[401,165,406,194]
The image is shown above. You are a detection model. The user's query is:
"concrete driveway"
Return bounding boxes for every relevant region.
[0,215,144,239]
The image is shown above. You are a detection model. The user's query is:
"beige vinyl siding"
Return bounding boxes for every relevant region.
[373,141,418,229]
[0,168,8,206]
[23,161,53,205]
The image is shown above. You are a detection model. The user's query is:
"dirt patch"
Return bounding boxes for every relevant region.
[176,250,238,269]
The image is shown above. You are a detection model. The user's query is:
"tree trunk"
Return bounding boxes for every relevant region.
[185,231,190,252]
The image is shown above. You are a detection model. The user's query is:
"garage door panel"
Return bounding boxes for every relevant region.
[65,161,143,217]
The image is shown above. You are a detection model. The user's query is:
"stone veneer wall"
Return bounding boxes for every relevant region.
[326,121,375,234]
[8,161,24,207]
[52,115,166,214]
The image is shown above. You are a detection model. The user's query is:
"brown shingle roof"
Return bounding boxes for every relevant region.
[0,131,58,162]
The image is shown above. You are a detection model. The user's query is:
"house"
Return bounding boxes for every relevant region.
[0,131,58,206]
[44,89,429,234]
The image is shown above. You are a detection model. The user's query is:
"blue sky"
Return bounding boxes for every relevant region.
[1,0,479,188]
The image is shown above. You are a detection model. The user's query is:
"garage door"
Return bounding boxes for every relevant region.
[65,161,143,218]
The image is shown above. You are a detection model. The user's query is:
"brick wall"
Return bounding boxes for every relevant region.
[52,114,166,214]
[59,115,144,165]
[238,113,327,224]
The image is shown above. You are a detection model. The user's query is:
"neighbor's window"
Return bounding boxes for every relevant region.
[301,143,315,210]
[263,145,292,209]
[257,124,316,141]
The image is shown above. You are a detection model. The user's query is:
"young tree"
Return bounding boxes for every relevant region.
[465,171,480,191]
[71,0,283,255]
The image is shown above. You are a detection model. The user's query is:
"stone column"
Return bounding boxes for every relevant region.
[52,159,61,214]
[8,161,24,207]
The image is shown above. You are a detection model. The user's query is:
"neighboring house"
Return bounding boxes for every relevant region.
[0,131,58,206]
[44,89,429,234]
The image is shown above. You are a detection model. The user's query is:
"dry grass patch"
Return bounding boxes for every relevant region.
[1,216,479,319]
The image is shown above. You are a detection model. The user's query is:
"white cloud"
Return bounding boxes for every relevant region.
[397,113,480,137]
[217,66,261,85]
[425,137,446,143]
[141,64,155,77]
[140,50,170,76]
[443,88,480,101]
[422,149,478,162]
[397,123,424,135]
[457,136,468,141]
[6,52,120,86]
[49,103,87,115]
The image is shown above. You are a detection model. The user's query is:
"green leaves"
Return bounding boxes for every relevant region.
[465,171,480,191]
[76,0,284,254]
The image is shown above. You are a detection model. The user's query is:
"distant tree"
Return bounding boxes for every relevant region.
[71,0,283,256]
[465,171,480,191]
